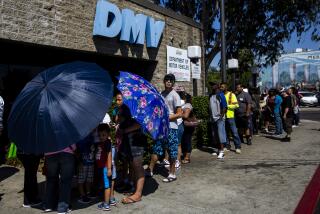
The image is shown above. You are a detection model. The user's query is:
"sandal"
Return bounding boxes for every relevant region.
[121,196,141,204]
[162,176,177,183]
[181,159,190,164]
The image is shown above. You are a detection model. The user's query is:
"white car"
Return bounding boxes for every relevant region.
[299,91,318,106]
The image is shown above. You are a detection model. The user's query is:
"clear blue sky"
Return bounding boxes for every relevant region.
[283,30,320,52]
[211,29,320,69]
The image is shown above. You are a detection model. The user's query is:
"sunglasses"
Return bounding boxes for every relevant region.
[164,79,174,82]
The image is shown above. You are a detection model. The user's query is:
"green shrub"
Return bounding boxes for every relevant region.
[192,96,211,148]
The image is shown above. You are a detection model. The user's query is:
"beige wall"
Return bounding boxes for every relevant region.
[0,0,204,95]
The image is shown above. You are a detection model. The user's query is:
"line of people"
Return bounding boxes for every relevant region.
[16,73,198,213]
[13,74,300,213]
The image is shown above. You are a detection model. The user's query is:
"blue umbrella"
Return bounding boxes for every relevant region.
[117,71,169,140]
[8,61,113,154]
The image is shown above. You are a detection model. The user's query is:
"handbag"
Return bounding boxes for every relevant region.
[183,114,199,127]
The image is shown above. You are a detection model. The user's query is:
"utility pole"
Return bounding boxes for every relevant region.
[220,0,226,82]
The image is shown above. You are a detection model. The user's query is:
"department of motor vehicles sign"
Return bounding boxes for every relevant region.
[167,46,190,81]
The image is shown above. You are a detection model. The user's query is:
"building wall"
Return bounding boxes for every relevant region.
[0,0,204,95]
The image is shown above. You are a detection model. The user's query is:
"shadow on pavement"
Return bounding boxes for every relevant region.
[263,135,283,141]
[0,166,19,182]
[142,177,159,196]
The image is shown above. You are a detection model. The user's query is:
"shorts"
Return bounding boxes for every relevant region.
[102,167,112,189]
[236,116,249,129]
[123,131,146,160]
[152,128,179,160]
[77,164,94,184]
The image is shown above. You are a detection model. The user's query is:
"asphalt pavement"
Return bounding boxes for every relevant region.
[0,108,320,214]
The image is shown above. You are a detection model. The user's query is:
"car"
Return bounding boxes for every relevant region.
[299,91,319,107]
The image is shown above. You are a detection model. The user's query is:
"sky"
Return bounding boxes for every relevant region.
[211,29,320,69]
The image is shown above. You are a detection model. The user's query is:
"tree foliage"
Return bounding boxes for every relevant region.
[150,0,320,71]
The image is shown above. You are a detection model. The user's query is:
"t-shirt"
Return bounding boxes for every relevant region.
[95,139,111,168]
[161,89,181,129]
[274,95,283,114]
[236,91,252,116]
[77,135,95,165]
[282,96,293,118]
[209,92,227,122]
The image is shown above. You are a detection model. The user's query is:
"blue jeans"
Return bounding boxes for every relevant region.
[177,123,184,144]
[45,152,75,212]
[225,118,241,149]
[274,112,283,134]
[211,118,227,148]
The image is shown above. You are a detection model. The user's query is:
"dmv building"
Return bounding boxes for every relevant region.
[0,0,205,107]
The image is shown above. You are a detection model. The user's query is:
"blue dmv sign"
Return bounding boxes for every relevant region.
[93,0,165,48]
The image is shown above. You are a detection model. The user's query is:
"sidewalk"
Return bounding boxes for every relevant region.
[0,119,319,214]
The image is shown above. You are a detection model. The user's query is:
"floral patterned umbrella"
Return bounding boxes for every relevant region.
[117,71,169,140]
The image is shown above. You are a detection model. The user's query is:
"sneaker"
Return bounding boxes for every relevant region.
[235,148,241,154]
[78,195,91,204]
[23,199,42,208]
[162,159,170,166]
[246,139,252,145]
[97,202,110,211]
[57,209,72,214]
[162,159,170,168]
[175,160,181,169]
[217,152,224,160]
[223,147,230,152]
[292,125,298,128]
[44,208,53,212]
[211,152,218,156]
[110,197,117,206]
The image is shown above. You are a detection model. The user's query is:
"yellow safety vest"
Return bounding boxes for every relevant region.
[224,91,239,119]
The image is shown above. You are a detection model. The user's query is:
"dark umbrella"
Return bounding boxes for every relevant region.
[117,71,169,140]
[8,61,113,154]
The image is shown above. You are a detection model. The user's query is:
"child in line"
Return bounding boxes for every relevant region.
[76,133,95,204]
[96,124,116,211]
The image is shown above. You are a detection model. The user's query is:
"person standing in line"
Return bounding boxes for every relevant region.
[119,105,146,204]
[220,83,242,154]
[147,74,182,182]
[281,90,294,142]
[96,124,113,211]
[76,133,95,204]
[235,83,253,145]
[44,144,76,214]
[181,93,196,164]
[209,82,228,160]
[17,150,42,208]
[271,89,283,136]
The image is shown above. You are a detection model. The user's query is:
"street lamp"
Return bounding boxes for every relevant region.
[220,0,226,82]
[228,58,239,91]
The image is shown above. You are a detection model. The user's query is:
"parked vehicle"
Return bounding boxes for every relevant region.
[299,91,319,107]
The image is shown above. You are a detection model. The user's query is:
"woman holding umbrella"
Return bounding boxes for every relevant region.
[118,105,146,204]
